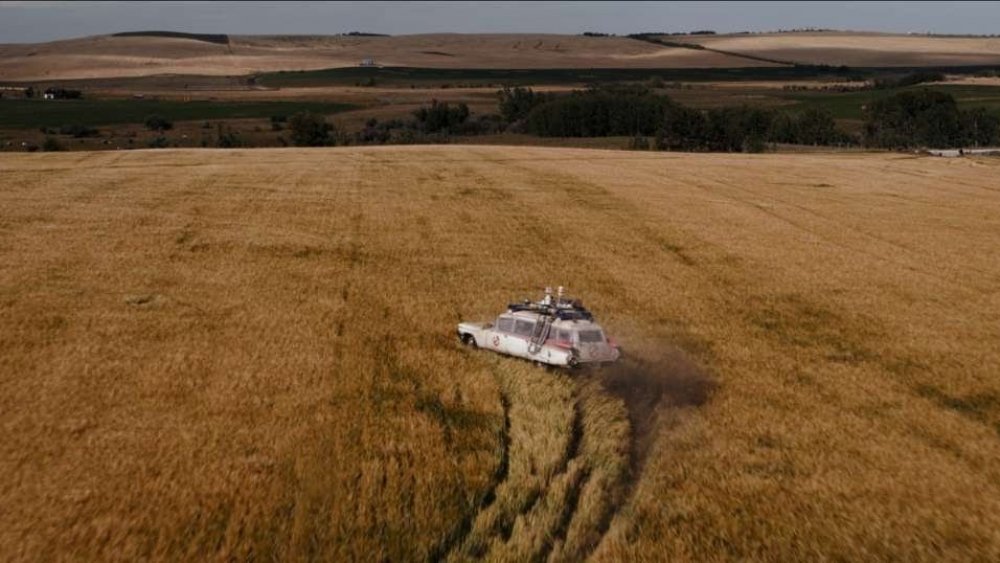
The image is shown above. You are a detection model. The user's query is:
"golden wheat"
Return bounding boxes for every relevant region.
[2,147,1000,561]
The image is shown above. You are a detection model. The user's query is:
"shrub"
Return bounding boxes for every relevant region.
[216,130,243,148]
[498,87,553,123]
[288,112,334,146]
[629,135,650,150]
[413,101,469,134]
[42,137,64,151]
[147,136,169,149]
[742,134,767,153]
[873,71,946,90]
[658,106,707,151]
[144,115,173,132]
[59,124,99,138]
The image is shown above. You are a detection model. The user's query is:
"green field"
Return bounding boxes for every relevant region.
[782,84,1000,119]
[257,65,1000,88]
[257,66,852,88]
[0,99,357,130]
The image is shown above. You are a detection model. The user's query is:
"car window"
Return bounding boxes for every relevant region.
[553,329,571,342]
[578,329,604,343]
[497,317,514,333]
[514,319,535,336]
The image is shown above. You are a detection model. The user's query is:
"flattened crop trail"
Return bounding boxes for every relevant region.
[428,386,510,562]
[438,361,633,563]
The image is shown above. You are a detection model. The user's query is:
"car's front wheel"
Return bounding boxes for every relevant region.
[461,333,477,347]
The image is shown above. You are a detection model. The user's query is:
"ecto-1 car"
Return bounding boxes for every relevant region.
[457,287,620,368]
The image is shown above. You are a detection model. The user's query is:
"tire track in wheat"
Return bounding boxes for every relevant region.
[429,383,510,562]
[440,361,577,562]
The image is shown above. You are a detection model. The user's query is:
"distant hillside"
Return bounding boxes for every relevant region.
[1,31,999,82]
[679,31,1000,67]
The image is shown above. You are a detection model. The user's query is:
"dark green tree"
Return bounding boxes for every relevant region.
[288,112,334,146]
[795,108,839,145]
[144,115,173,132]
[413,101,470,133]
[42,137,64,151]
[658,106,707,150]
[768,112,798,144]
[864,90,966,148]
[498,86,551,123]
[960,108,1000,147]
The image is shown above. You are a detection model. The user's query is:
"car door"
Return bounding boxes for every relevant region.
[492,315,515,353]
[507,318,536,359]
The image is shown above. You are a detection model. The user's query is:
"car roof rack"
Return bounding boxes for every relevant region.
[506,286,594,321]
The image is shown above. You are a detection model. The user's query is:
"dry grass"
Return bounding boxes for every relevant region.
[683,31,1000,67]
[3,146,1000,561]
[0,33,760,82]
[6,31,1000,82]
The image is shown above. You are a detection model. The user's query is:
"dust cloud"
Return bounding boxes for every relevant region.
[595,348,715,471]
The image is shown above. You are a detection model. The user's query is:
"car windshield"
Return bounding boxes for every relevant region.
[577,329,604,343]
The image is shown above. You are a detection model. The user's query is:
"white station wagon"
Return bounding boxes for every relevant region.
[457,287,620,368]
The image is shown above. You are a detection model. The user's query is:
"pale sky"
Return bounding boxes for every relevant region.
[2,1,999,44]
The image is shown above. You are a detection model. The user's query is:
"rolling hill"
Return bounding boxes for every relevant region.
[3,31,1000,82]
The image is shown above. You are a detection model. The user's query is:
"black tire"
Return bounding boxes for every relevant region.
[461,333,477,347]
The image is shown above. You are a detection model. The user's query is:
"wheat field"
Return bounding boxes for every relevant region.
[2,146,1000,561]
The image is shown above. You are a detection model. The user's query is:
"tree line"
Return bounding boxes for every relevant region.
[863,89,999,148]
[33,85,1000,152]
[499,85,1000,151]
[503,85,853,151]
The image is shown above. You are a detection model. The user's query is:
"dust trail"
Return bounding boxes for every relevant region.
[568,346,715,560]
[598,349,715,474]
